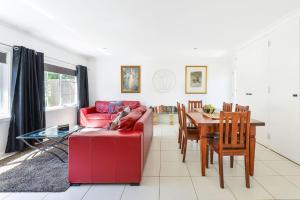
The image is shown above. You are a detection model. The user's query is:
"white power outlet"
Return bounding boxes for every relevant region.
[267,133,271,140]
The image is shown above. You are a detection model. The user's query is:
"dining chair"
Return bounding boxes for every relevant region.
[181,104,201,162]
[209,111,251,188]
[223,102,233,112]
[176,102,183,149]
[225,104,249,168]
[235,104,250,112]
[188,100,202,112]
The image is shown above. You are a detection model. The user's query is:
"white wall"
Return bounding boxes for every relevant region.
[88,55,234,108]
[235,17,300,164]
[0,23,89,156]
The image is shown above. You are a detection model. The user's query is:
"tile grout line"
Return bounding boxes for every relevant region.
[119,184,126,200]
[80,185,92,200]
[186,154,200,200]
[41,192,49,200]
[210,150,239,200]
[280,175,300,191]
[252,176,276,199]
[257,142,300,166]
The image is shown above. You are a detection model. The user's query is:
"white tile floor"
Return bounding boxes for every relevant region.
[1,124,300,200]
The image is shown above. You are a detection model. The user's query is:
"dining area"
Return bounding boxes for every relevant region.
[176,100,265,189]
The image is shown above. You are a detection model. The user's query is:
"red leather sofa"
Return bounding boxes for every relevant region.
[68,106,153,184]
[80,100,141,128]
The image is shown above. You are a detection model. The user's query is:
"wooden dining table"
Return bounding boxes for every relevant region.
[186,111,265,176]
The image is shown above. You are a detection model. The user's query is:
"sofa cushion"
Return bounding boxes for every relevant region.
[86,113,111,120]
[122,101,140,109]
[118,111,143,131]
[95,101,110,113]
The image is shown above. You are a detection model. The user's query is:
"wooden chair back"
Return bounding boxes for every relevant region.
[181,104,188,136]
[188,100,202,112]
[219,111,251,151]
[235,104,250,112]
[223,102,233,112]
[177,102,183,130]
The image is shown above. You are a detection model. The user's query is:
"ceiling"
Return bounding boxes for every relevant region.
[0,0,300,58]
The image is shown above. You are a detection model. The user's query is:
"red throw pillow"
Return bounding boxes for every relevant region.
[118,111,142,130]
[133,106,147,114]
[95,101,110,113]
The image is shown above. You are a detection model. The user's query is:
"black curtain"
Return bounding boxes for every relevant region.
[5,46,45,153]
[76,65,89,124]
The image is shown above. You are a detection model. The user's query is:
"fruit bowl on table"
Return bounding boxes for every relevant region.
[202,104,215,114]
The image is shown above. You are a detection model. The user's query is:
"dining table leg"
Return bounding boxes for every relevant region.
[249,125,256,176]
[200,125,207,176]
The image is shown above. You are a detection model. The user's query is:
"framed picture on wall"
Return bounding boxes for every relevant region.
[185,66,207,94]
[121,65,141,93]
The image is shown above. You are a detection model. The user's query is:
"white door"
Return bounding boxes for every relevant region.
[235,38,269,145]
[267,18,300,163]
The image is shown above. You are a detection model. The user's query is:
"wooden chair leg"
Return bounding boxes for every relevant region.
[230,156,234,168]
[181,135,185,154]
[244,154,250,188]
[206,145,209,168]
[218,154,224,188]
[210,147,214,164]
[182,137,188,162]
[178,129,182,149]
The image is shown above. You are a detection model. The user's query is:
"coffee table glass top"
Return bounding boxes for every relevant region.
[16,125,83,139]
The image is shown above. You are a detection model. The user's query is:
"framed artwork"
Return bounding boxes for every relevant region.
[185,66,207,94]
[121,65,141,93]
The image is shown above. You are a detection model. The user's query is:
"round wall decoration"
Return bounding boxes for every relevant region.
[152,69,176,93]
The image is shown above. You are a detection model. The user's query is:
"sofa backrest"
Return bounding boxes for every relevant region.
[95,101,110,113]
[122,101,140,109]
[95,100,140,113]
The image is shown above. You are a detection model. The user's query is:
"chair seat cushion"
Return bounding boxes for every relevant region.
[86,113,111,120]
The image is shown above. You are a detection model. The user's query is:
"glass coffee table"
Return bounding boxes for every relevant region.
[17,125,83,163]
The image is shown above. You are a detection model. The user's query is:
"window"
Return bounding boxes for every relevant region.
[0,48,10,117]
[44,64,77,108]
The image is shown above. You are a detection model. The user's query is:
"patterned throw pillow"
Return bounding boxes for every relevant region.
[123,106,131,113]
[108,101,123,114]
[108,110,128,130]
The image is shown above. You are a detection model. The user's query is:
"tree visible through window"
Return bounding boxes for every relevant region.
[45,71,77,108]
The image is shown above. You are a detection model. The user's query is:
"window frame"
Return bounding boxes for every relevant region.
[44,64,77,111]
[0,45,12,120]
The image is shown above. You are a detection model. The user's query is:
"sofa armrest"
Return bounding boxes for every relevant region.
[68,130,143,184]
[133,109,153,164]
[80,106,96,126]
[80,106,96,115]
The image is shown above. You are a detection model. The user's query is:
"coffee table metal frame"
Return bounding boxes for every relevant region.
[17,126,83,163]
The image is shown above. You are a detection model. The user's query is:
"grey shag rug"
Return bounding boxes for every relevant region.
[0,147,69,192]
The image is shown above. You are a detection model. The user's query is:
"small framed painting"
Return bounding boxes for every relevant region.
[185,66,207,94]
[121,65,141,93]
